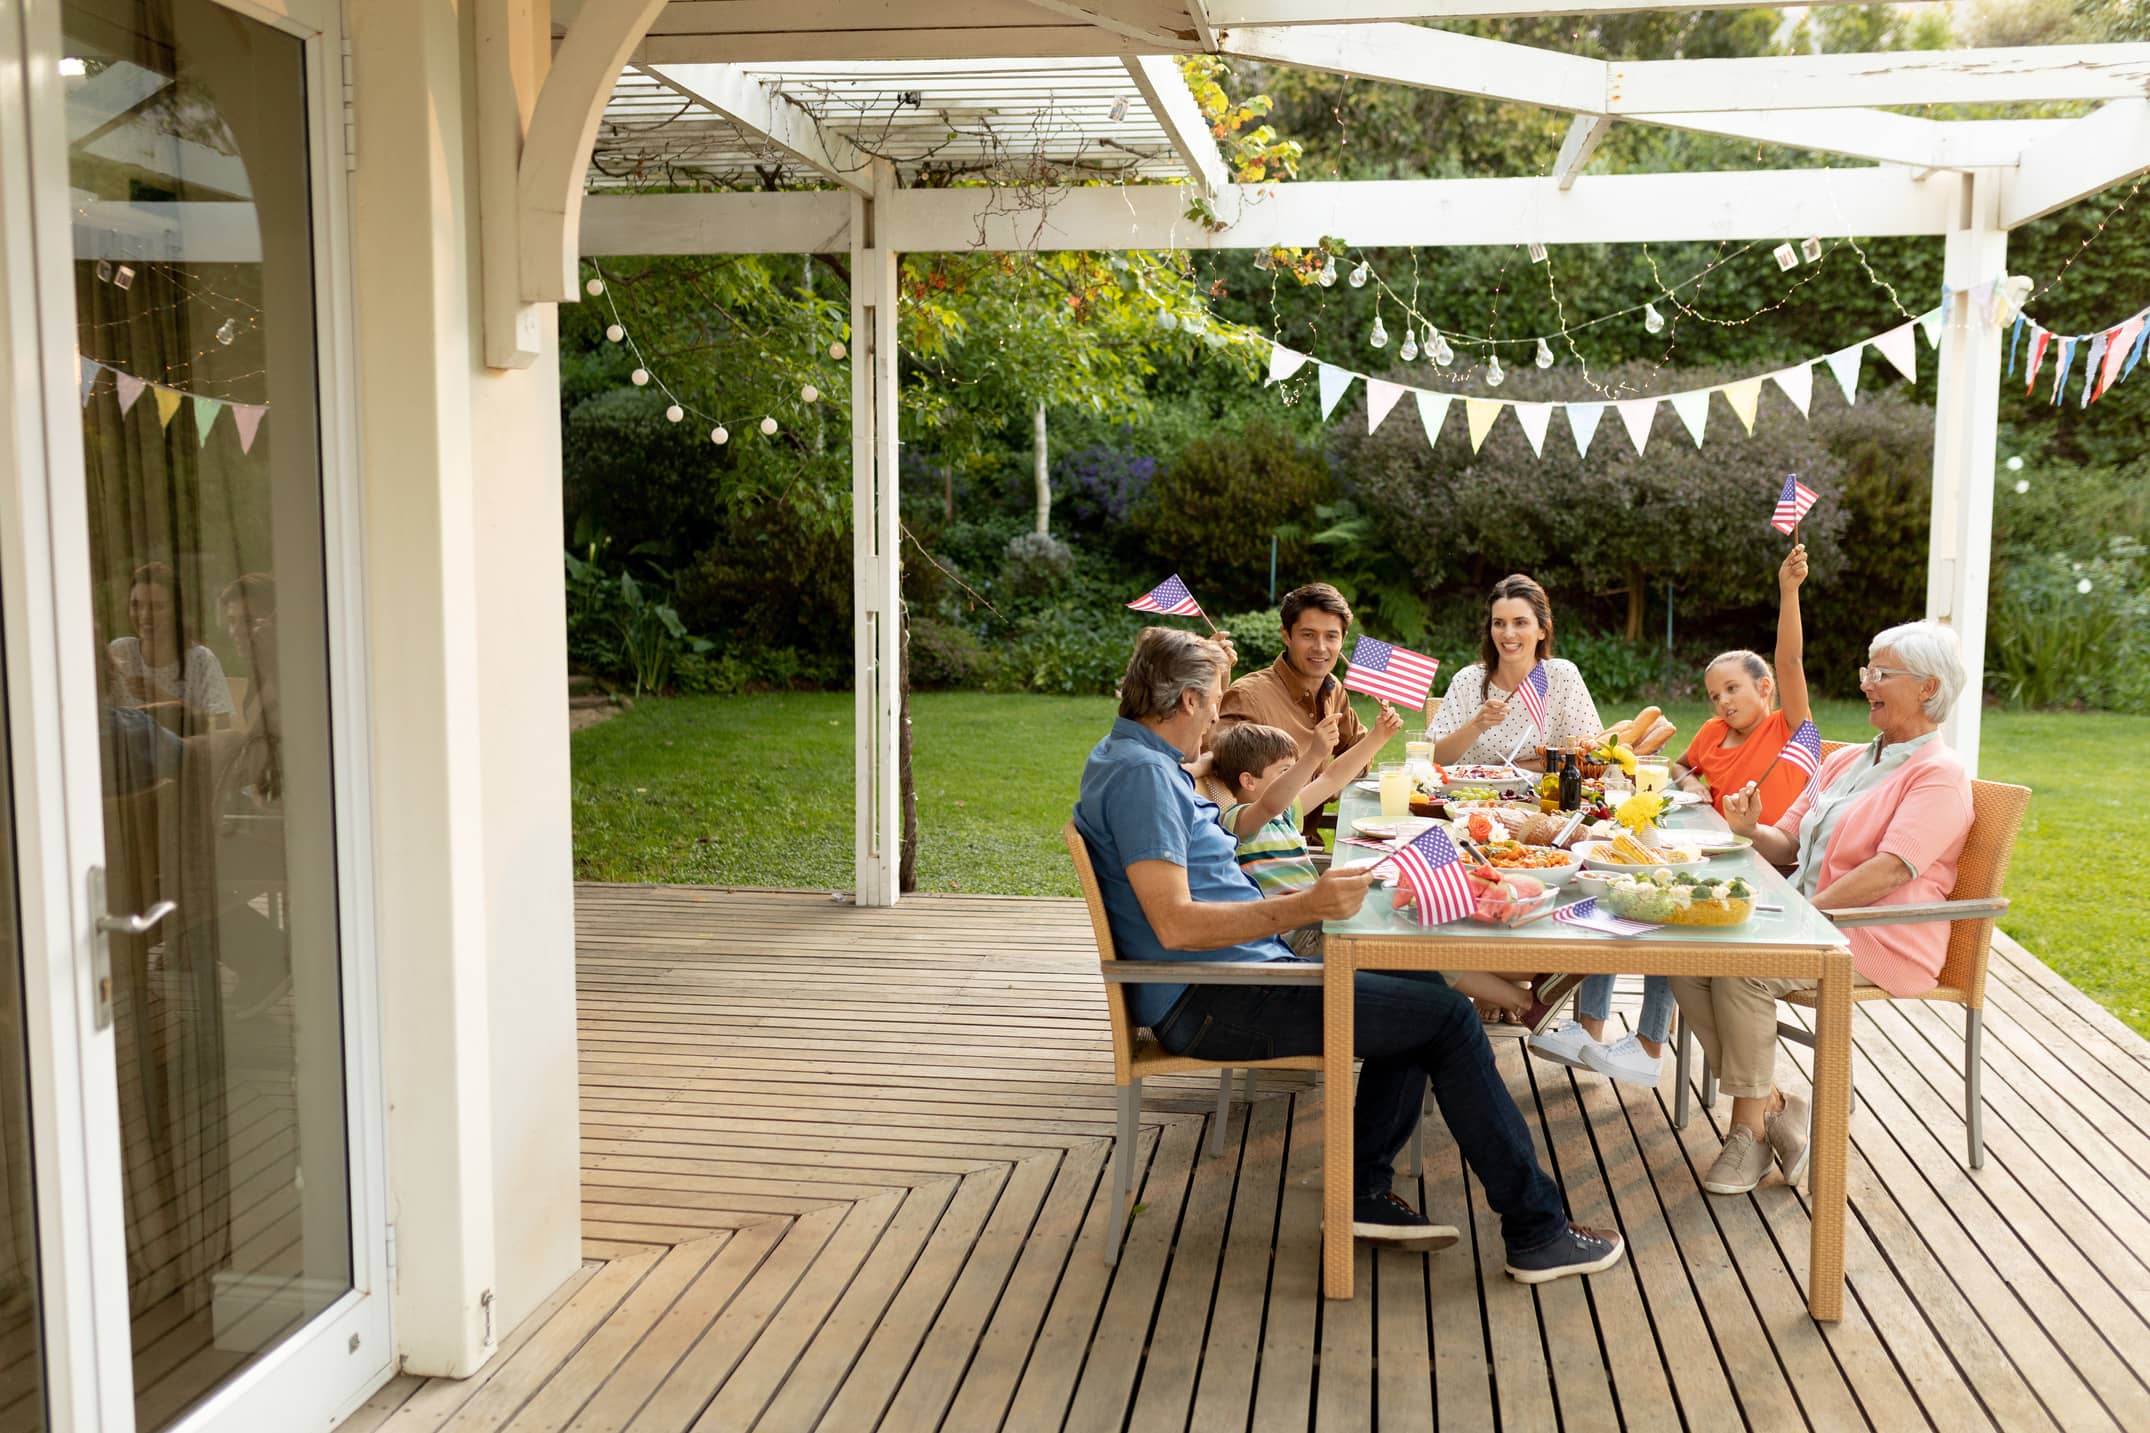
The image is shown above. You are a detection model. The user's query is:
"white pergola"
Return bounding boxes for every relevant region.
[488,1,2150,910]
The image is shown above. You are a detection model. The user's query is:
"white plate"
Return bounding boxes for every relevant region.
[1573,840,1712,874]
[1353,815,1434,840]
[1664,790,1705,807]
[1687,832,1755,856]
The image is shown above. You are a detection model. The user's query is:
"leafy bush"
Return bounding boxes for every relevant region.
[909,615,995,689]
[1987,542,2150,712]
[1134,417,1336,611]
[1290,499,1428,645]
[1218,609,1285,672]
[1001,531,1075,597]
[1560,630,1668,704]
[1051,444,1156,539]
[1002,609,1142,695]
[1813,393,1936,694]
[563,548,714,697]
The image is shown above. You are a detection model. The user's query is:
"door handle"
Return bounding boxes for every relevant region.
[96,900,178,937]
[87,866,177,1031]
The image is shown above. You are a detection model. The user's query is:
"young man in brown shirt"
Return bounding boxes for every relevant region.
[1214,582,1371,761]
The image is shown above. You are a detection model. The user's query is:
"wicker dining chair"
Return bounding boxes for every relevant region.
[1063,822,1325,1265]
[1673,777,2030,1169]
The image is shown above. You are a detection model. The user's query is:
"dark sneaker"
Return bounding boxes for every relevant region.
[1520,973,1585,1035]
[1504,1223,1626,1284]
[1351,1191,1462,1251]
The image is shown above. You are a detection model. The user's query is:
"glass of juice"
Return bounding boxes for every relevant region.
[1635,760,1670,796]
[1404,737,1433,764]
[1378,762,1411,819]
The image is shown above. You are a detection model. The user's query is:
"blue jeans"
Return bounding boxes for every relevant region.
[1150,966,1570,1254]
[1575,974,1674,1044]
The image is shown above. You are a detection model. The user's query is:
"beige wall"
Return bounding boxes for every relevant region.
[348,0,580,1379]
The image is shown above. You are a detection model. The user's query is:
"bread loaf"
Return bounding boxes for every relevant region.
[1627,705,1663,737]
[1632,717,1678,755]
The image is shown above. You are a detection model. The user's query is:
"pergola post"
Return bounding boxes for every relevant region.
[1925,170,2007,775]
[851,160,902,905]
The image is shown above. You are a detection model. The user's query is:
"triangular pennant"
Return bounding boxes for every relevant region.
[1871,322,1918,383]
[1918,306,1944,349]
[1316,363,1354,420]
[1721,376,1763,435]
[1267,342,1308,385]
[1614,397,1657,455]
[1512,401,1553,458]
[2025,328,2052,394]
[2124,319,2149,384]
[152,386,183,429]
[1667,389,1710,447]
[2008,314,2026,376]
[1939,287,1953,326]
[1824,345,1863,406]
[2080,334,2107,408]
[1983,281,2013,329]
[2051,337,2077,406]
[2097,321,2134,399]
[1365,378,1407,434]
[1769,363,1814,418]
[232,404,267,454]
[191,395,226,446]
[79,359,100,406]
[1464,397,1503,454]
[115,372,147,414]
[1415,390,1452,449]
[1566,402,1605,458]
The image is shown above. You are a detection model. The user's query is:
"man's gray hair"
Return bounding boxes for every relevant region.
[1869,620,1966,722]
[1118,626,1227,722]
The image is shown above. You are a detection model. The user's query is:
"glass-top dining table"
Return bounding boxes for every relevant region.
[1320,786,1857,1318]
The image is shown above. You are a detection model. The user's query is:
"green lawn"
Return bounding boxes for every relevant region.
[573,691,2150,1037]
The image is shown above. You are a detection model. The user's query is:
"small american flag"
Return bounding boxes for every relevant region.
[1392,826,1479,927]
[1778,717,1824,798]
[1553,898,1662,937]
[1771,474,1819,535]
[1515,662,1551,737]
[1342,636,1439,709]
[1126,573,1204,618]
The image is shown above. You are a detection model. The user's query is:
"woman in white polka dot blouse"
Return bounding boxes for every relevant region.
[1429,573,1603,771]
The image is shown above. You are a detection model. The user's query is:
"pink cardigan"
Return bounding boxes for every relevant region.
[1772,739,1975,996]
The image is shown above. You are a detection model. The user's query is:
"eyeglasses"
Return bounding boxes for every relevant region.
[1857,665,1916,687]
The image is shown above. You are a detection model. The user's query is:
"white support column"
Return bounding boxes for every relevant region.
[1925,170,2007,775]
[851,161,901,906]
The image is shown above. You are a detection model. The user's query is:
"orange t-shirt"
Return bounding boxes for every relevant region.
[1678,709,1808,825]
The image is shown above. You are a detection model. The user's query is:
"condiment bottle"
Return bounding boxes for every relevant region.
[1559,751,1583,812]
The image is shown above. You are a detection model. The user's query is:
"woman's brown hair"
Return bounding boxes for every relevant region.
[1477,573,1555,673]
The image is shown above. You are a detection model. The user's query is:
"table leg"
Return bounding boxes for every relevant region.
[1323,944,1356,1299]
[1806,949,1852,1321]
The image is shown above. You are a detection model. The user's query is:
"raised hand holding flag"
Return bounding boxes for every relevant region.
[1341,635,1439,710]
[1391,825,1479,927]
[1776,717,1824,800]
[1125,573,1214,631]
[1772,473,1819,537]
[1515,661,1551,739]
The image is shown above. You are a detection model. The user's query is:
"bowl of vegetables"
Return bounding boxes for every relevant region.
[1600,871,1756,926]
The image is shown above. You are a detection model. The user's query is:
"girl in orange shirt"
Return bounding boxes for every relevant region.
[1673,544,1813,825]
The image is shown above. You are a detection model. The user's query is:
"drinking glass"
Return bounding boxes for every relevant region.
[1378,762,1411,819]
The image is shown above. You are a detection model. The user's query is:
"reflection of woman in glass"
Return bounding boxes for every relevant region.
[218,573,280,807]
[107,560,234,731]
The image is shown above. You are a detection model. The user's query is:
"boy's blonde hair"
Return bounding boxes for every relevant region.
[1210,723,1300,796]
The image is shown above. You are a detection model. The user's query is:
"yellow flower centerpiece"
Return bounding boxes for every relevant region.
[1614,791,1667,844]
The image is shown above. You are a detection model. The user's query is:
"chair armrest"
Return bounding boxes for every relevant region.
[1823,897,2008,929]
[1100,962,1324,987]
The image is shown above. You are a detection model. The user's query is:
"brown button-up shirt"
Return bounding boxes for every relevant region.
[1213,655,1368,763]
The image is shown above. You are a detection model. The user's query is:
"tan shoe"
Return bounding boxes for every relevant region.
[1767,1092,1811,1187]
[1701,1126,1772,1195]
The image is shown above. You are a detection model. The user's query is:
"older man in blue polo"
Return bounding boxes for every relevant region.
[1073,624,1623,1280]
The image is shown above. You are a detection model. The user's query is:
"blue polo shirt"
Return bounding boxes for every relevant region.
[1072,717,1293,1027]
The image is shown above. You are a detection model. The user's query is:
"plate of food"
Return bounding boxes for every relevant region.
[1685,831,1755,856]
[1426,763,1532,794]
[1573,832,1710,874]
[1352,815,1435,841]
[1600,871,1756,926]
[1471,840,1583,886]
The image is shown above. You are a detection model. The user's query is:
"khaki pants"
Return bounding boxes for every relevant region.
[1668,974,1873,1100]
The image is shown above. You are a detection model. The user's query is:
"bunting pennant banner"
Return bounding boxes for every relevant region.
[1721,376,1763,435]
[1267,342,1308,385]
[2008,314,2026,376]
[1415,389,1452,448]
[1512,401,1553,458]
[1918,306,1944,349]
[191,395,226,446]
[79,359,100,405]
[2025,329,2053,393]
[1770,363,1813,418]
[1317,363,1354,419]
[152,386,183,429]
[1464,396,1503,453]
[2097,320,2136,399]
[1365,377,1407,433]
[115,372,147,414]
[1872,322,1919,383]
[1824,345,1863,406]
[1668,389,1710,447]
[1566,401,1605,458]
[2051,338,2077,406]
[2125,321,2150,384]
[2081,333,2109,408]
[232,404,267,454]
[1614,397,1656,455]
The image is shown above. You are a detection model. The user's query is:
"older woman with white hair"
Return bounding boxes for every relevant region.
[1670,620,1976,1197]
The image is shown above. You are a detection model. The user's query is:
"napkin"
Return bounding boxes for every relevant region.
[1552,898,1663,938]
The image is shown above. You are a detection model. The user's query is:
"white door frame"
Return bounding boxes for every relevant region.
[0,0,394,1425]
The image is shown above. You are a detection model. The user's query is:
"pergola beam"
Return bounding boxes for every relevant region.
[642,63,874,194]
[1209,0,1822,18]
[1607,44,2150,114]
[1999,99,2150,228]
[1123,55,1229,197]
[1552,114,1609,190]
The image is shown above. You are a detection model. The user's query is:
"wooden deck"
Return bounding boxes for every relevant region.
[346,884,2150,1433]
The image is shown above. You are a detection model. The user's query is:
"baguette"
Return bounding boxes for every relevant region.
[1595,722,1633,746]
[1633,717,1678,755]
[1627,705,1663,737]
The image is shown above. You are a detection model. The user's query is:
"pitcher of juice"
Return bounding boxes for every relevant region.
[1378,762,1411,819]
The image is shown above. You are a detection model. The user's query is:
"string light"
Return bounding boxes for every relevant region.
[1643,303,1666,335]
[1535,336,1554,369]
[1398,327,1418,361]
[1368,312,1387,350]
[1348,260,1370,289]
[1485,352,1505,387]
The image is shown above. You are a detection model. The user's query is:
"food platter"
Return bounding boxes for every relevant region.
[1421,763,1532,794]
[1573,839,1711,874]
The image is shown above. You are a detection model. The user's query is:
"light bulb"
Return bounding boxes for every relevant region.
[759,416,778,436]
[1644,303,1666,335]
[2078,577,2094,594]
[801,384,819,403]
[1399,331,1418,362]
[1348,260,1370,289]
[1535,337,1554,369]
[665,404,684,423]
[630,368,649,386]
[2005,455,2024,471]
[710,426,728,445]
[585,277,604,296]
[1318,255,1337,288]
[1369,315,1388,350]
[605,324,624,343]
[215,318,237,346]
[1486,354,1505,387]
[1433,332,1455,367]
[829,341,846,360]
[2014,479,2030,494]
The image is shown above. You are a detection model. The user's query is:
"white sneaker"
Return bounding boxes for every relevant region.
[1580,1033,1662,1088]
[1528,1021,1601,1071]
